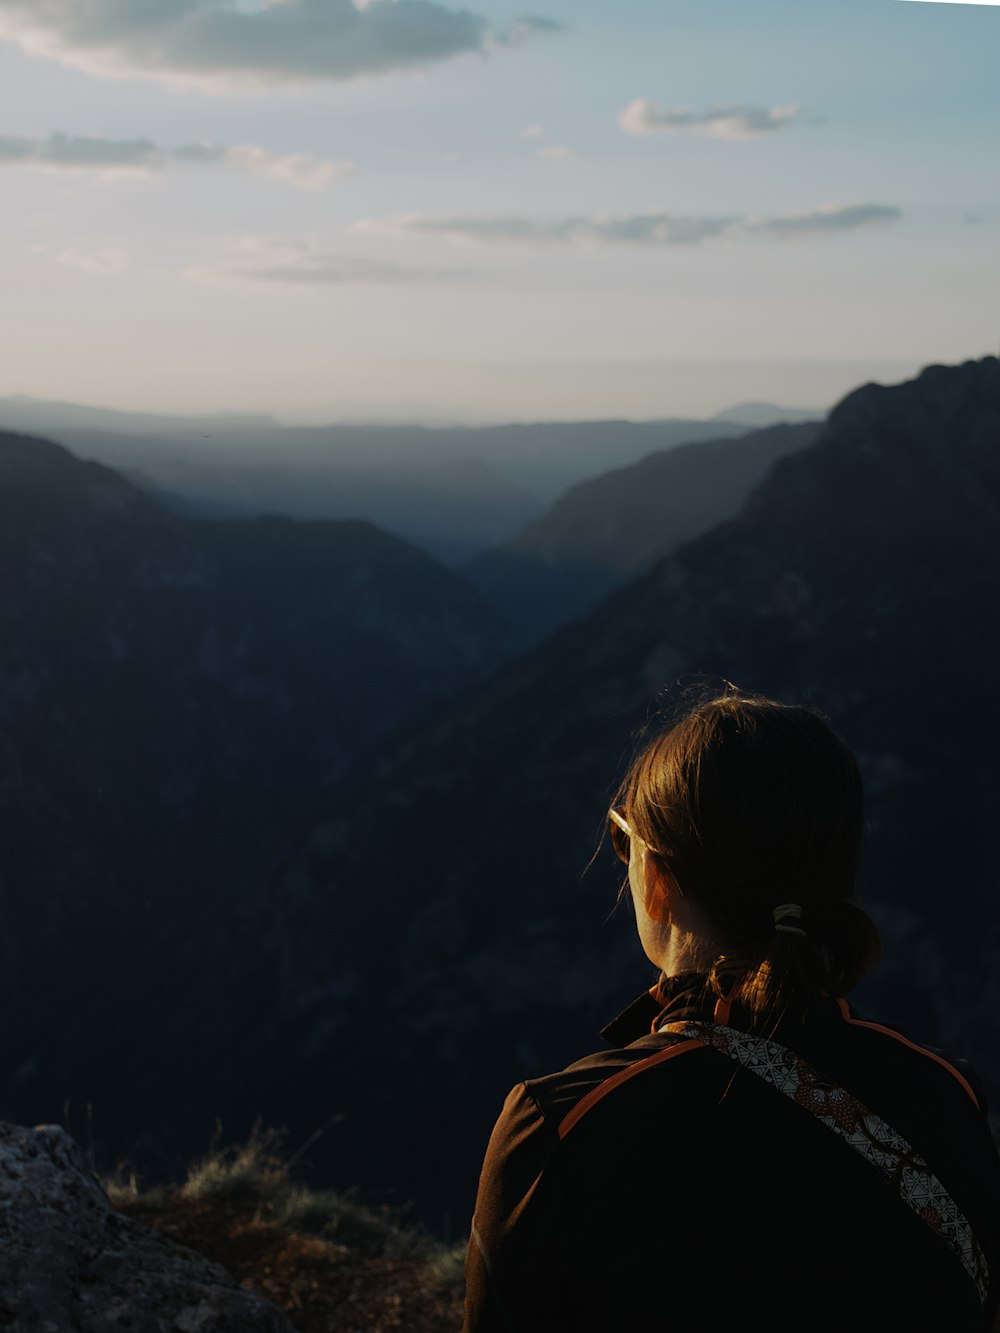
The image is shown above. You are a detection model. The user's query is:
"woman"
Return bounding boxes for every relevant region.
[463,692,1000,1332]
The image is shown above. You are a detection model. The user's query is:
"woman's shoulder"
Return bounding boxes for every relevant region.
[508,1026,712,1146]
[811,996,991,1116]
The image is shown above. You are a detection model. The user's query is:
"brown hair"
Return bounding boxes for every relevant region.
[615,691,880,1029]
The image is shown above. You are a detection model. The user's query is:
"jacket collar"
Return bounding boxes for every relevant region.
[600,971,715,1047]
[600,970,844,1047]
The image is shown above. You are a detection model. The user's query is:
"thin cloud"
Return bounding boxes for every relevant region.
[619,99,802,141]
[741,203,901,238]
[536,144,572,161]
[191,237,466,287]
[193,144,355,188]
[364,203,901,248]
[0,132,163,176]
[0,132,352,187]
[363,212,737,246]
[0,0,562,88]
[56,246,130,274]
[492,15,566,47]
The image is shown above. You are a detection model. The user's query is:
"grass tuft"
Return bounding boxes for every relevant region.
[179,1119,288,1205]
[424,1239,468,1292]
[273,1183,432,1259]
[103,1161,169,1210]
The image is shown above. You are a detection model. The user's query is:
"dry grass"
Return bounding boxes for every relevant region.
[105,1122,465,1333]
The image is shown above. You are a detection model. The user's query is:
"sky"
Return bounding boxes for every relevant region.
[0,0,997,422]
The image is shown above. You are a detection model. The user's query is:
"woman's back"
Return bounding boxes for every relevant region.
[465,977,1000,1331]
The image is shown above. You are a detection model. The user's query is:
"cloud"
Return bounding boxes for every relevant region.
[536,144,572,161]
[188,143,355,187]
[0,131,352,186]
[0,132,163,177]
[364,202,901,248]
[740,203,901,238]
[55,246,130,273]
[619,99,802,141]
[492,14,565,47]
[191,236,465,286]
[364,212,735,247]
[0,0,561,88]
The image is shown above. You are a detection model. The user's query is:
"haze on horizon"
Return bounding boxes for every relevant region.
[0,0,997,424]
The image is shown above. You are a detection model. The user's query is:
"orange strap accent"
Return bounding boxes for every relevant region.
[713,995,733,1025]
[836,998,981,1108]
[557,1039,704,1140]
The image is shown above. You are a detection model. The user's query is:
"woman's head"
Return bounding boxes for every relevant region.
[614,690,880,1025]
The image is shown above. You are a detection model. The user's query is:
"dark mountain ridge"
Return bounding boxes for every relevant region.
[0,430,506,1145]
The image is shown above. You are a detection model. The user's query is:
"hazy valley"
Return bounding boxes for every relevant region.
[0,395,809,564]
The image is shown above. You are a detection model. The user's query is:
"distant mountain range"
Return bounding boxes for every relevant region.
[466,421,820,644]
[0,397,816,564]
[0,397,281,436]
[3,361,996,1238]
[709,401,826,428]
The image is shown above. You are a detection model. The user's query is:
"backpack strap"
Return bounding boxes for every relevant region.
[660,1019,990,1304]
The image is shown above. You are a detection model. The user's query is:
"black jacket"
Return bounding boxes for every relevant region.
[464,974,1000,1333]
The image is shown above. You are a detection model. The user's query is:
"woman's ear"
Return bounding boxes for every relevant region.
[643,852,680,923]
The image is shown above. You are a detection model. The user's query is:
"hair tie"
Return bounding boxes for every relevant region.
[773,902,807,937]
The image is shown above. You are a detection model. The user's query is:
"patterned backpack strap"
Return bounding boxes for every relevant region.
[660,1019,990,1304]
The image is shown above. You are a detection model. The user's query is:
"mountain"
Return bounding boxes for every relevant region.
[0,396,279,436]
[0,431,503,899]
[466,421,820,644]
[710,401,826,428]
[177,355,998,1226]
[0,430,506,1159]
[0,401,751,564]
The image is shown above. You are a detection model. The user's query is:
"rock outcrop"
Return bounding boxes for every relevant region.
[0,1121,294,1332]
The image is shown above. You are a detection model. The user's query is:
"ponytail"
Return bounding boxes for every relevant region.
[619,691,881,1028]
[710,899,881,1031]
